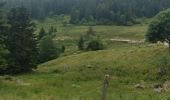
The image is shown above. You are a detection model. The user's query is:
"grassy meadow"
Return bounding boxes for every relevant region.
[36,16,147,40]
[35,16,148,56]
[0,16,170,100]
[1,44,170,100]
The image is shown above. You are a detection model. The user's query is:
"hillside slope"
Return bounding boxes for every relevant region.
[0,44,170,100]
[37,44,170,99]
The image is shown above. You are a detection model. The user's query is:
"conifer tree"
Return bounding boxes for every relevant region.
[61,45,65,53]
[78,36,85,50]
[0,3,8,74]
[49,26,54,35]
[39,35,60,63]
[38,27,46,40]
[6,6,38,74]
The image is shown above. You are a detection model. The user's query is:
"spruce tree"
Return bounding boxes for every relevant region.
[38,27,46,40]
[6,6,38,74]
[78,36,85,50]
[49,26,54,35]
[0,3,8,74]
[61,45,65,53]
[39,35,60,63]
[0,45,8,73]
[48,26,56,38]
[0,2,7,44]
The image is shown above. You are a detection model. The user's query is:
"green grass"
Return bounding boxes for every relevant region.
[35,16,148,56]
[1,16,169,99]
[0,44,170,100]
[36,16,148,40]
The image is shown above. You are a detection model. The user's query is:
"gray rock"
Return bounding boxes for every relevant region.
[134,84,145,89]
[72,84,81,88]
[154,87,163,93]
[163,81,170,92]
[86,65,92,68]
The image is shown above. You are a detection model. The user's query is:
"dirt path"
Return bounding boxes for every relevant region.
[109,38,145,44]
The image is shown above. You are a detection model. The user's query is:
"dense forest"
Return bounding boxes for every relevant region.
[1,0,170,25]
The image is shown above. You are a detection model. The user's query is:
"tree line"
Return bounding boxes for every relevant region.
[1,0,170,25]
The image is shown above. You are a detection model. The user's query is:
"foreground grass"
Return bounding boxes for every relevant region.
[0,44,170,100]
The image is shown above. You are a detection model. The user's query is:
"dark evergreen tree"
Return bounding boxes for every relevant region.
[39,35,60,63]
[0,2,7,44]
[0,45,8,73]
[49,26,54,35]
[78,36,85,50]
[54,28,57,32]
[70,8,80,24]
[48,26,57,38]
[0,3,8,74]
[6,6,38,74]
[61,45,65,53]
[38,27,46,40]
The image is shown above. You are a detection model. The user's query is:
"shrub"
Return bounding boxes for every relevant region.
[39,35,60,63]
[61,45,66,53]
[78,36,85,50]
[147,8,170,51]
[86,39,104,51]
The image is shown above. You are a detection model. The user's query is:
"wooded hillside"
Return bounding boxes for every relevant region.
[1,0,170,25]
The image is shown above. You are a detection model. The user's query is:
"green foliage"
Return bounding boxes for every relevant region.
[0,44,8,73]
[0,3,7,44]
[147,8,170,49]
[156,55,170,80]
[87,38,104,51]
[78,36,85,50]
[3,0,170,25]
[0,3,8,74]
[39,35,60,63]
[6,6,38,74]
[48,26,57,38]
[48,26,54,35]
[86,27,95,37]
[37,17,147,40]
[61,45,66,53]
[68,0,170,25]
[78,27,104,51]
[39,26,60,63]
[70,8,79,24]
[38,27,46,40]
